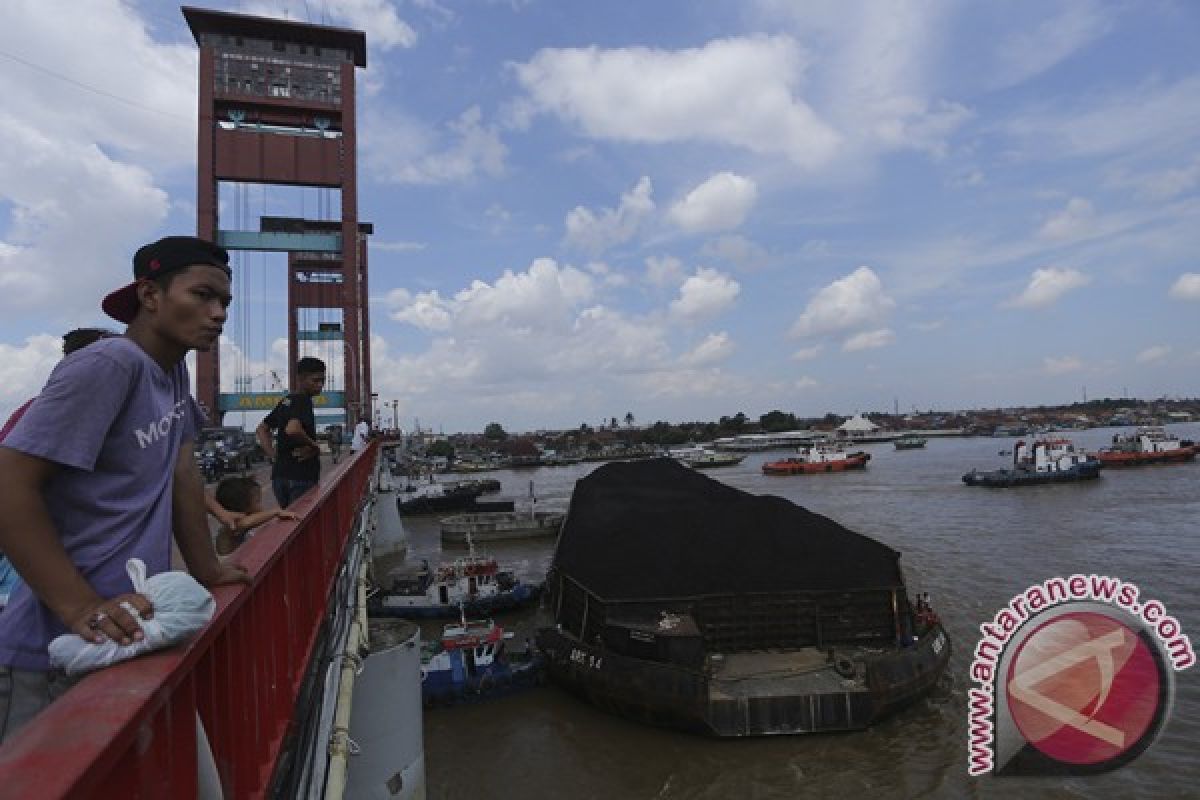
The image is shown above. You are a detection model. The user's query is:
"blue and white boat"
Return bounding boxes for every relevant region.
[963,437,1101,487]
[421,617,545,707]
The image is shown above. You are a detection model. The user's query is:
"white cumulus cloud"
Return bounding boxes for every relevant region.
[843,328,894,352]
[681,332,735,366]
[386,289,454,331]
[790,266,894,338]
[513,36,842,169]
[670,268,740,320]
[1169,273,1200,300]
[0,334,64,418]
[1007,267,1090,309]
[1038,197,1096,241]
[455,258,595,329]
[564,177,655,254]
[668,172,758,233]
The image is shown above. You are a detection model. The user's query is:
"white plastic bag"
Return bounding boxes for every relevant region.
[48,558,216,676]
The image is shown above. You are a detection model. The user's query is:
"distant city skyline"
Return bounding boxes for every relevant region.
[1,1,1199,432]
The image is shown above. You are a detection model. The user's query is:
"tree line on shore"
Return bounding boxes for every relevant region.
[413,396,1199,459]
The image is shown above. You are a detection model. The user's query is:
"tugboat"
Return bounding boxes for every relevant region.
[537,458,950,737]
[1095,427,1196,467]
[963,437,1100,487]
[369,545,542,619]
[396,479,514,515]
[421,616,545,707]
[762,444,871,475]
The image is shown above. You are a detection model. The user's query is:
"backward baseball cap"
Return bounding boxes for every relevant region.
[102,236,230,324]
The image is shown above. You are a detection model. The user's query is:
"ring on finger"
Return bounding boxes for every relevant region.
[87,611,108,631]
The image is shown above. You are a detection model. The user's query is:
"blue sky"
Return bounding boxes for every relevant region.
[1,0,1199,432]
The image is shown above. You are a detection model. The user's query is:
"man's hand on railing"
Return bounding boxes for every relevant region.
[67,592,154,647]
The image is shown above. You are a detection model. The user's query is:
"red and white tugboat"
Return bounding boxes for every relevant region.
[421,615,544,707]
[1095,426,1196,467]
[762,443,871,475]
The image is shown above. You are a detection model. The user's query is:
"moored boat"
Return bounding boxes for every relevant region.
[441,510,566,546]
[893,434,927,450]
[369,550,542,619]
[538,458,950,737]
[1095,427,1196,467]
[669,446,746,469]
[762,444,870,475]
[397,479,513,515]
[421,617,545,707]
[963,437,1100,487]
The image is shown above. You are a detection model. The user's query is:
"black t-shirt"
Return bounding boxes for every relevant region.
[264,393,319,482]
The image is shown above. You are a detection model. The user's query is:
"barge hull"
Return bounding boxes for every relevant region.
[537,624,950,737]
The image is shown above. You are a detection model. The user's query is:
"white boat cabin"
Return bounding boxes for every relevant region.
[1014,438,1093,473]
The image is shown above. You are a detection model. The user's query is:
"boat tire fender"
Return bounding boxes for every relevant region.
[834,657,857,679]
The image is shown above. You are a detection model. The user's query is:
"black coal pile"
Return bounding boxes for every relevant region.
[553,458,903,600]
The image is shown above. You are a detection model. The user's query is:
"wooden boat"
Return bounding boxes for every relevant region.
[893,434,927,450]
[421,618,545,707]
[963,437,1100,487]
[1095,427,1196,467]
[762,444,870,475]
[538,458,950,736]
[440,510,565,546]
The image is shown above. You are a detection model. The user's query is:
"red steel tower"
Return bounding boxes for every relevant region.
[183,6,371,423]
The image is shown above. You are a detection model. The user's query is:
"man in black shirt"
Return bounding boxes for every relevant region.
[256,357,325,508]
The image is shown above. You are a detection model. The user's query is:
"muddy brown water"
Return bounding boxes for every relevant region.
[391,426,1199,799]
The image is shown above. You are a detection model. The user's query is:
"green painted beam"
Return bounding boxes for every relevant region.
[216,230,341,253]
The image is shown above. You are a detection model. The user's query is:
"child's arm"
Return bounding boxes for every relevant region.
[233,509,299,533]
[205,493,243,531]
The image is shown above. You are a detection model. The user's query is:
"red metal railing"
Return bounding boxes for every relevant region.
[0,442,379,799]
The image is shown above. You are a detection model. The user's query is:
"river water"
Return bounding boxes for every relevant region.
[392,425,1199,799]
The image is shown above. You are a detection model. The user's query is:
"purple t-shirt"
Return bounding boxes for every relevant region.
[0,337,204,670]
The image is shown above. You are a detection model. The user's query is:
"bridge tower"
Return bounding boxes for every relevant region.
[183,6,371,424]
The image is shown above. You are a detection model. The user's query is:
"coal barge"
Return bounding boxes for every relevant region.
[537,458,949,737]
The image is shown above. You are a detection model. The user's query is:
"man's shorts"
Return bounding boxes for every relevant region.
[0,666,75,744]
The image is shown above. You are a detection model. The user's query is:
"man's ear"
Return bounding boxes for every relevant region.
[135,280,161,315]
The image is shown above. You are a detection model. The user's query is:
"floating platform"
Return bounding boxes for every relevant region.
[440,511,565,546]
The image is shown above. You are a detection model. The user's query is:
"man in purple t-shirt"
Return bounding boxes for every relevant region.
[0,236,250,741]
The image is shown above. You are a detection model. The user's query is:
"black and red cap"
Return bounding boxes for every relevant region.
[102,236,231,324]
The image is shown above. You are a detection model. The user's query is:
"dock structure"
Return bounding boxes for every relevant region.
[184,5,372,425]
